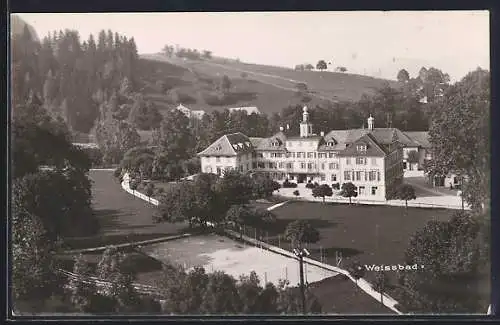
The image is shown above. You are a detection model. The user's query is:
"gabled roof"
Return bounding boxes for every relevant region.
[404,131,431,148]
[254,131,288,151]
[197,132,253,156]
[337,133,388,157]
[325,128,417,148]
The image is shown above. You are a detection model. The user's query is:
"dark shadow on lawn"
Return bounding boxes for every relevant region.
[309,246,363,259]
[266,218,338,235]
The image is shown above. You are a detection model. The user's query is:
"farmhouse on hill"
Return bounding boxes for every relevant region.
[228,106,261,115]
[176,104,206,119]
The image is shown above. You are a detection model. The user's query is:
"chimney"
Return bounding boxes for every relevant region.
[320,131,325,137]
[279,126,284,132]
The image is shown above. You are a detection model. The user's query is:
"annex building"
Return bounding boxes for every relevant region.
[198,106,432,200]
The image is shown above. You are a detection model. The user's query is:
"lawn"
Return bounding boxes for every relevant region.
[256,201,454,286]
[63,170,188,250]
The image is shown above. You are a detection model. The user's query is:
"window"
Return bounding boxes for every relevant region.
[344,171,351,181]
[301,162,306,169]
[216,156,220,162]
[329,152,336,158]
[369,171,377,181]
[286,163,293,169]
[357,144,367,152]
[307,152,314,158]
[258,162,265,169]
[307,163,313,170]
[278,162,284,169]
[216,166,222,175]
[278,173,284,180]
[359,186,365,195]
[377,171,381,181]
[331,174,337,181]
[327,141,335,147]
[329,163,335,170]
[321,163,325,170]
[355,171,363,181]
[371,158,377,165]
[356,157,367,165]
[346,158,351,165]
[371,186,377,195]
[320,174,326,181]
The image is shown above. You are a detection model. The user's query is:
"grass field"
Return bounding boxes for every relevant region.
[64,170,188,249]
[255,200,454,289]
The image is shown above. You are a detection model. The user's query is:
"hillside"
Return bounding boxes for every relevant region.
[138,53,400,116]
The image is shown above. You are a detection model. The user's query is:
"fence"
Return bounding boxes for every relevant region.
[283,193,469,210]
[122,173,160,206]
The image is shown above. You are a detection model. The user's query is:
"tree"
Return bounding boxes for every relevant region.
[373,272,389,304]
[11,209,59,305]
[311,184,333,203]
[220,75,232,94]
[226,204,252,238]
[68,254,99,312]
[284,220,320,248]
[202,50,212,59]
[428,68,489,213]
[396,211,487,313]
[346,260,365,285]
[200,271,242,313]
[340,182,358,204]
[305,64,314,71]
[316,60,327,71]
[394,184,417,211]
[407,150,420,168]
[215,169,254,209]
[152,108,192,161]
[397,69,410,83]
[251,174,281,198]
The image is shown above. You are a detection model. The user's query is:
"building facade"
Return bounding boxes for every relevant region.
[198,106,411,200]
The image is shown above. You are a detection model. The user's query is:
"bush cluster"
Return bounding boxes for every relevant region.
[282,179,298,188]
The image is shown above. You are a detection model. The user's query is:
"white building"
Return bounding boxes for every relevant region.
[228,106,261,115]
[176,104,205,119]
[198,106,406,200]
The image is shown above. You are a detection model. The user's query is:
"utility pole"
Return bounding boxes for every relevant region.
[293,248,310,314]
[298,254,306,314]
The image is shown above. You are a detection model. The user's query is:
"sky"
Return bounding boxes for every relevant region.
[16,11,490,82]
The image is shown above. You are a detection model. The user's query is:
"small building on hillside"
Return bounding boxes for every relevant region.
[176,104,205,119]
[228,106,261,115]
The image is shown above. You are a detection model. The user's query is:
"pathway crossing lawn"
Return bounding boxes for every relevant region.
[65,170,188,249]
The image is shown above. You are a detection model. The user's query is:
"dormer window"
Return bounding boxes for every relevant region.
[327,141,335,147]
[215,145,222,151]
[271,140,280,147]
[238,143,244,148]
[357,144,367,152]
[232,144,238,150]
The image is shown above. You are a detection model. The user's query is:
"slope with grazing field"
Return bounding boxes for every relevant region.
[141,54,399,107]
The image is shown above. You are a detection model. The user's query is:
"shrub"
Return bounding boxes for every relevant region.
[129,179,139,190]
[114,167,122,178]
[305,182,316,189]
[293,190,300,197]
[145,183,155,197]
[331,183,340,190]
[282,180,298,188]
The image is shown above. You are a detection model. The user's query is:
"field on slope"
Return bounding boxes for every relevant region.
[137,55,315,116]
[138,54,399,116]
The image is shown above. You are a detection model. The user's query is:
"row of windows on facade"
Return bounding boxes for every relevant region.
[212,154,378,165]
[273,141,367,151]
[343,170,381,182]
[253,161,340,170]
